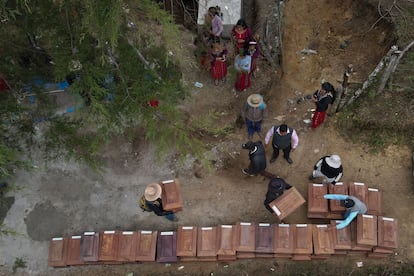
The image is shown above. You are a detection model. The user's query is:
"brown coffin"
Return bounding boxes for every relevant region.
[235,222,256,253]
[367,188,382,216]
[328,182,348,212]
[268,187,306,221]
[273,224,294,255]
[117,231,137,262]
[255,223,274,253]
[307,184,329,218]
[48,237,67,267]
[330,220,352,250]
[161,179,183,211]
[293,224,313,255]
[348,182,368,205]
[66,235,84,266]
[236,252,256,259]
[350,221,372,251]
[197,226,217,258]
[177,226,197,257]
[135,230,157,262]
[356,214,378,246]
[312,225,334,255]
[80,232,100,262]
[156,231,178,263]
[99,230,119,262]
[216,225,237,257]
[377,216,398,249]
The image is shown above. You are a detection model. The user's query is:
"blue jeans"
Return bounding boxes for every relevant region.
[246,119,262,136]
[165,213,177,221]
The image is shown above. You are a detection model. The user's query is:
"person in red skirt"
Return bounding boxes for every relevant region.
[233,48,252,93]
[209,38,227,85]
[247,39,260,78]
[311,82,335,128]
[231,19,252,56]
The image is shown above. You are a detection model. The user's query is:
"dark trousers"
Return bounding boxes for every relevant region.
[272,144,291,159]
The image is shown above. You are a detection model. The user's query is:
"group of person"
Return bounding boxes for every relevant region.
[201,7,260,94]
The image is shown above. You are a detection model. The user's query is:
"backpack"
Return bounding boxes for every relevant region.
[139,196,153,212]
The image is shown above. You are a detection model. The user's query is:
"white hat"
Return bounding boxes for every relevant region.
[144,183,162,201]
[326,155,341,168]
[247,94,263,108]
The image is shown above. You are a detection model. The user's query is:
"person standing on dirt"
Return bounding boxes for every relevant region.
[233,48,252,93]
[311,82,335,128]
[209,38,228,86]
[264,124,299,164]
[247,38,260,78]
[142,183,178,222]
[309,155,343,185]
[231,19,253,55]
[241,94,267,140]
[264,177,292,213]
[206,6,223,41]
[241,140,267,176]
[324,194,367,229]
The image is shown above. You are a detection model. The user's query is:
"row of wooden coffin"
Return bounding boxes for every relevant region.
[307,182,382,219]
[49,216,398,267]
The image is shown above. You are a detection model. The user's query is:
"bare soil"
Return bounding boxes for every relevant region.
[1,0,413,275]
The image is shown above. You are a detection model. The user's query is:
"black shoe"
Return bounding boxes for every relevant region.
[286,157,293,164]
[308,174,315,180]
[242,168,254,176]
[270,157,277,163]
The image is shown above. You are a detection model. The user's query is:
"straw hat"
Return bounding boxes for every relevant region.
[144,183,162,201]
[247,94,263,108]
[326,155,341,168]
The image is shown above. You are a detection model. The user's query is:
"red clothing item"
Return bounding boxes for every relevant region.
[232,27,252,51]
[0,77,8,91]
[234,72,251,92]
[210,48,227,80]
[312,110,327,128]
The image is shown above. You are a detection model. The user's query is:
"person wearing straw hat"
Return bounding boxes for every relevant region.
[241,94,267,140]
[143,183,178,222]
[309,155,343,185]
[323,194,367,229]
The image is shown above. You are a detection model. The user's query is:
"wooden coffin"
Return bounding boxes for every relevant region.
[216,225,237,260]
[80,232,100,262]
[330,220,352,251]
[66,235,84,266]
[161,179,183,212]
[273,224,294,257]
[48,237,67,267]
[197,226,217,259]
[307,184,329,218]
[135,230,157,262]
[99,230,120,262]
[328,182,347,212]
[235,222,256,254]
[367,188,382,216]
[255,223,274,255]
[176,226,197,257]
[312,225,334,255]
[293,224,313,256]
[377,216,398,249]
[350,221,372,251]
[117,231,137,262]
[356,214,378,247]
[156,231,178,263]
[268,187,306,221]
[348,182,368,205]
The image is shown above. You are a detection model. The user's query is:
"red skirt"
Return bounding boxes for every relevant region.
[234,72,251,91]
[250,58,257,75]
[210,60,227,80]
[312,110,327,128]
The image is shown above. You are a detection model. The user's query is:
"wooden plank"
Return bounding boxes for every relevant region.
[291,254,311,261]
[235,222,256,253]
[328,182,347,212]
[156,231,178,263]
[80,232,100,262]
[176,226,197,257]
[135,230,157,262]
[367,188,382,216]
[255,223,274,253]
[117,231,137,262]
[350,221,372,251]
[48,237,67,267]
[356,214,378,246]
[312,225,334,255]
[330,220,352,250]
[268,187,306,221]
[293,224,313,255]
[307,184,328,218]
[236,252,256,259]
[273,224,294,254]
[99,230,119,262]
[66,235,84,266]
[197,226,217,258]
[161,179,183,211]
[216,225,237,256]
[348,182,368,205]
[377,216,398,249]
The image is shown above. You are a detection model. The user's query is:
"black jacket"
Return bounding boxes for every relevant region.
[243,141,266,174]
[264,178,292,212]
